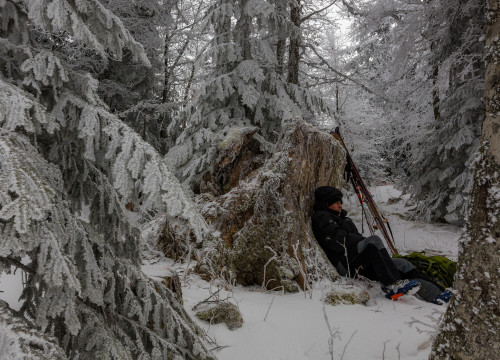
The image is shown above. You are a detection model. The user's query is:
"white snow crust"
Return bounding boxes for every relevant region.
[1,185,461,359]
[142,185,461,360]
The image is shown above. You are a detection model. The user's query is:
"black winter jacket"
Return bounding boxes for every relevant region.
[311,204,365,267]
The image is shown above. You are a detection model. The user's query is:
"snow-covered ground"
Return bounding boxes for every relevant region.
[345,185,459,259]
[143,185,462,360]
[0,185,461,359]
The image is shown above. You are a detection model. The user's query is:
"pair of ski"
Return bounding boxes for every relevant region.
[330,127,399,255]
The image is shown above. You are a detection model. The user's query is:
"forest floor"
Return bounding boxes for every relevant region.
[142,185,461,360]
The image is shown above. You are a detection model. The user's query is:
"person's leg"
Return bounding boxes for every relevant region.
[401,268,445,292]
[351,242,401,286]
[392,258,416,273]
[356,235,386,252]
[394,258,445,291]
[393,258,448,302]
[412,279,443,303]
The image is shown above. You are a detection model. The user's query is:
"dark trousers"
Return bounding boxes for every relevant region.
[350,243,401,286]
[339,236,445,300]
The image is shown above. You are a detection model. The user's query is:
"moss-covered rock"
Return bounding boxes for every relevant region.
[195,303,243,330]
[324,287,370,306]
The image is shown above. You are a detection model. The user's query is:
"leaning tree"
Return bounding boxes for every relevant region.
[430,1,500,358]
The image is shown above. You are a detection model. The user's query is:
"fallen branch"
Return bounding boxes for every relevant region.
[192,287,230,311]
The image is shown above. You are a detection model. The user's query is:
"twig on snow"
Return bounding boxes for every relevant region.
[292,242,312,299]
[405,317,438,335]
[263,285,284,321]
[262,246,278,289]
[192,287,230,311]
[382,339,390,360]
[322,295,339,360]
[264,293,276,322]
[340,330,358,360]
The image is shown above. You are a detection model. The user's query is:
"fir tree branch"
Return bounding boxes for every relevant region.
[1,256,35,274]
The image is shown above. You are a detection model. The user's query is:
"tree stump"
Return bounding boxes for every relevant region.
[195,118,345,290]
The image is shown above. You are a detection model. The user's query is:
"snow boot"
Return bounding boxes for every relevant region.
[432,290,452,305]
[383,279,421,301]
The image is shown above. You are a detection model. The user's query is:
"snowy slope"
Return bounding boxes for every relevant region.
[142,185,461,360]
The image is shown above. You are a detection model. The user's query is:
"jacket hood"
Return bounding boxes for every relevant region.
[314,186,343,206]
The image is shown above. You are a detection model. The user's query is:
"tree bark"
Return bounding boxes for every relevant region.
[215,0,232,75]
[275,0,287,76]
[430,1,500,358]
[287,0,301,84]
[236,0,252,61]
[162,29,171,104]
[432,64,441,121]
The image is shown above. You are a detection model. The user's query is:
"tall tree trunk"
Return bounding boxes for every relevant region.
[432,64,441,121]
[287,0,300,84]
[162,30,171,104]
[182,62,195,129]
[215,0,232,75]
[275,0,287,76]
[430,1,500,358]
[236,0,252,60]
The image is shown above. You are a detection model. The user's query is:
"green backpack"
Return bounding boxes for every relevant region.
[393,252,457,288]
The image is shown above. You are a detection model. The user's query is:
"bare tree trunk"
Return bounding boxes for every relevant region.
[162,30,171,104]
[163,35,191,104]
[275,0,287,76]
[277,38,286,75]
[430,2,500,358]
[215,0,232,75]
[236,0,252,61]
[287,0,300,84]
[432,64,440,121]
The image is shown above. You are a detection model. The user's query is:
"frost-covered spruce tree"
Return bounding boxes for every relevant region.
[166,0,330,188]
[0,1,213,359]
[0,300,67,359]
[400,0,485,224]
[96,0,170,150]
[348,0,485,224]
[430,1,500,357]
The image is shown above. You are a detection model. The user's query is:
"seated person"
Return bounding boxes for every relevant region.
[312,186,451,303]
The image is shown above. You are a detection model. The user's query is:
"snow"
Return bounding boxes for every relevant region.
[0,266,25,312]
[0,185,461,359]
[344,185,459,259]
[142,185,462,360]
[173,280,443,360]
[0,319,24,360]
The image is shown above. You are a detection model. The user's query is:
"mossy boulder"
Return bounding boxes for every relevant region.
[195,303,243,330]
[324,286,370,306]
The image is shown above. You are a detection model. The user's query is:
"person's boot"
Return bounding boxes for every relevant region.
[383,279,421,301]
[432,290,452,305]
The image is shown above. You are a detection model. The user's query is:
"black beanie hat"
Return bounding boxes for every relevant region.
[314,186,343,206]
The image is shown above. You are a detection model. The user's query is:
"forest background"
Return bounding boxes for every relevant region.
[0,0,497,359]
